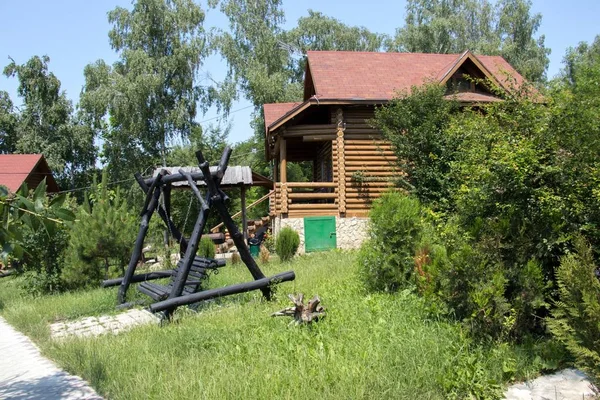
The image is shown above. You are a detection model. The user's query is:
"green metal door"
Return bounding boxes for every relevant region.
[304,216,337,253]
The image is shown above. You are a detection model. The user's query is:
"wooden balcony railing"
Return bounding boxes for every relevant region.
[271,182,339,217]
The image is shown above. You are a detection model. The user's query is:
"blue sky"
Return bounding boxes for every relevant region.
[1,0,599,145]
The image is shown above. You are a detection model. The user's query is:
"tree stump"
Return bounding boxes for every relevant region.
[271,293,326,324]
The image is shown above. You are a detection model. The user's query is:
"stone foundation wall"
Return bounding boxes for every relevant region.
[336,217,369,250]
[272,216,369,254]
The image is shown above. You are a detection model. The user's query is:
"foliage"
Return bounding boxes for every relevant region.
[198,236,216,259]
[388,0,550,82]
[19,224,70,296]
[418,217,521,340]
[262,231,275,253]
[3,56,96,189]
[0,91,18,154]
[1,181,76,258]
[2,181,77,294]
[561,35,600,88]
[80,0,211,180]
[374,83,459,209]
[548,237,600,382]
[358,192,423,292]
[258,245,270,264]
[361,192,549,340]
[370,40,600,341]
[275,226,299,262]
[62,173,137,289]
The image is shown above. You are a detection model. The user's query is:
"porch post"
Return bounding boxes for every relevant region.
[241,186,248,242]
[280,138,288,214]
[280,138,287,183]
[336,108,346,215]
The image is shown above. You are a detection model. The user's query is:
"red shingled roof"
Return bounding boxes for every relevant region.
[263,51,527,131]
[0,154,59,193]
[263,102,301,129]
[304,50,524,100]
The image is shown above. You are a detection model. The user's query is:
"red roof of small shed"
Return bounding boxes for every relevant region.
[0,154,59,193]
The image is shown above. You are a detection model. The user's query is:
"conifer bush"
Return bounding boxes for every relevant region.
[198,236,216,259]
[275,227,300,262]
[358,192,423,292]
[548,236,600,382]
[62,174,137,289]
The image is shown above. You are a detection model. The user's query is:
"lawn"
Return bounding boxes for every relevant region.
[0,251,557,399]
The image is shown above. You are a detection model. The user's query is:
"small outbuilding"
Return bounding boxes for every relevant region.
[0,154,59,193]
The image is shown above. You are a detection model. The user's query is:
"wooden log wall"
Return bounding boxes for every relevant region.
[270,105,402,219]
[335,108,346,214]
[337,106,401,217]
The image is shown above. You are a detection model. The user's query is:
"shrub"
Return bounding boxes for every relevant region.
[262,232,275,253]
[361,194,545,340]
[548,236,600,382]
[20,223,70,295]
[259,245,270,264]
[230,251,241,265]
[14,182,76,295]
[275,227,300,262]
[62,174,137,289]
[374,83,459,208]
[198,236,216,259]
[358,192,423,291]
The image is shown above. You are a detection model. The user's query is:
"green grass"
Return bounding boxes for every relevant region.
[0,251,559,399]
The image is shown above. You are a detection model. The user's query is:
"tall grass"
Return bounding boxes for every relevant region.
[0,251,556,399]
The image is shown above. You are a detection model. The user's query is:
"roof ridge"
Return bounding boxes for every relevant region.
[306,50,464,57]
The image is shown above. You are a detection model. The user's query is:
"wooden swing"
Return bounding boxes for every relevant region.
[103,147,295,318]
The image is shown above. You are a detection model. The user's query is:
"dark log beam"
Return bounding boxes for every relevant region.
[134,173,188,252]
[167,179,211,310]
[102,271,173,288]
[118,175,164,304]
[149,271,295,313]
[196,149,272,300]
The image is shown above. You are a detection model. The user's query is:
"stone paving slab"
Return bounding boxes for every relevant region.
[50,309,159,339]
[504,368,597,400]
[0,316,103,400]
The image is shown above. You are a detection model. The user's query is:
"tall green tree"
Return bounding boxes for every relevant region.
[388,0,550,82]
[561,35,600,89]
[0,91,18,154]
[80,0,211,181]
[212,1,387,178]
[3,56,96,189]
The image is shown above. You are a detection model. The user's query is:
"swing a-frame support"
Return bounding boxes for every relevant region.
[108,147,295,317]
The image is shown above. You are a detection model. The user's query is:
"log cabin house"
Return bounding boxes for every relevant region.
[264,50,527,253]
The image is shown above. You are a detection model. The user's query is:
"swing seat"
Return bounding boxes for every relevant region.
[137,256,226,301]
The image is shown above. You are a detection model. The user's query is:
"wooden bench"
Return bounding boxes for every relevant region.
[137,256,226,301]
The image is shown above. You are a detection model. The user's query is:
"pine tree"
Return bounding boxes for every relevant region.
[548,236,600,382]
[63,173,137,288]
